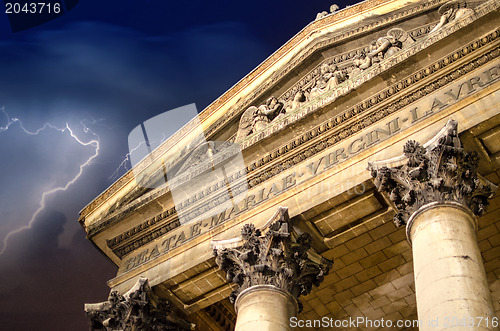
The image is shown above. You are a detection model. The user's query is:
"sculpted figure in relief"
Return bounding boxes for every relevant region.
[285,89,307,113]
[309,63,346,99]
[235,97,283,142]
[430,1,473,33]
[351,27,414,76]
[369,28,414,60]
[351,52,372,77]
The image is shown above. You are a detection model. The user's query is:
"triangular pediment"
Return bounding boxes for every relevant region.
[88,0,496,225]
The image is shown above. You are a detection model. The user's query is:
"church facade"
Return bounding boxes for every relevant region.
[80,0,500,329]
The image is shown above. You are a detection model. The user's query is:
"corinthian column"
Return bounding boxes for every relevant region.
[212,207,332,331]
[369,120,497,331]
[84,277,195,331]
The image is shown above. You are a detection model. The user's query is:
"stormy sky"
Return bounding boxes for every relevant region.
[0,1,357,329]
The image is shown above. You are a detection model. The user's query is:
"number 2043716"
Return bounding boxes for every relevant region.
[5,2,61,14]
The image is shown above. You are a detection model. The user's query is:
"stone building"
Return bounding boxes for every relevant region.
[81,0,500,330]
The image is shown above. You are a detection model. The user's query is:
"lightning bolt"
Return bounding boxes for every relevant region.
[108,131,169,181]
[0,108,100,255]
[108,141,145,181]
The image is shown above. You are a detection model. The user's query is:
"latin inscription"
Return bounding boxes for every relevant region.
[120,62,500,273]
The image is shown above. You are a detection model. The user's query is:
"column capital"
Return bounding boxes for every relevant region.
[212,207,332,311]
[84,277,195,331]
[369,120,497,228]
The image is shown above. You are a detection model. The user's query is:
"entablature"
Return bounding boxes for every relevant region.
[80,0,462,230]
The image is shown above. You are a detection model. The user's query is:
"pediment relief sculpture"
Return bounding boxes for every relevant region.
[234,0,478,144]
[235,97,284,142]
[85,277,194,330]
[234,25,415,142]
[430,0,474,34]
[351,27,415,77]
[308,63,348,99]
[369,121,497,228]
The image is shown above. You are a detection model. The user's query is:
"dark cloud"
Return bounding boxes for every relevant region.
[0,18,269,240]
[0,1,362,329]
[0,20,269,122]
[0,209,116,330]
[0,13,271,331]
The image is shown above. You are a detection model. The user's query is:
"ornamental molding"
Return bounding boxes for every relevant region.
[237,0,498,150]
[369,120,497,228]
[211,207,332,311]
[95,29,499,258]
[79,0,455,222]
[82,1,496,230]
[84,277,195,331]
[205,1,452,142]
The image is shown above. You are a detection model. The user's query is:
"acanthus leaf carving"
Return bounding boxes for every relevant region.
[84,277,195,331]
[369,120,497,227]
[213,207,332,311]
[315,4,339,21]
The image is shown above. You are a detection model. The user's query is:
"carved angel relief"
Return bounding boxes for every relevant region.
[174,140,234,176]
[235,97,284,142]
[351,28,415,77]
[369,121,496,227]
[430,0,473,33]
[234,1,471,143]
[315,4,339,21]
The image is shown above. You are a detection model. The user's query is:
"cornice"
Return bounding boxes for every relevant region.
[79,0,450,223]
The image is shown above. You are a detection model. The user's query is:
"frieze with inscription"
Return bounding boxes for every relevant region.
[106,34,500,260]
[118,58,500,273]
[103,29,500,245]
